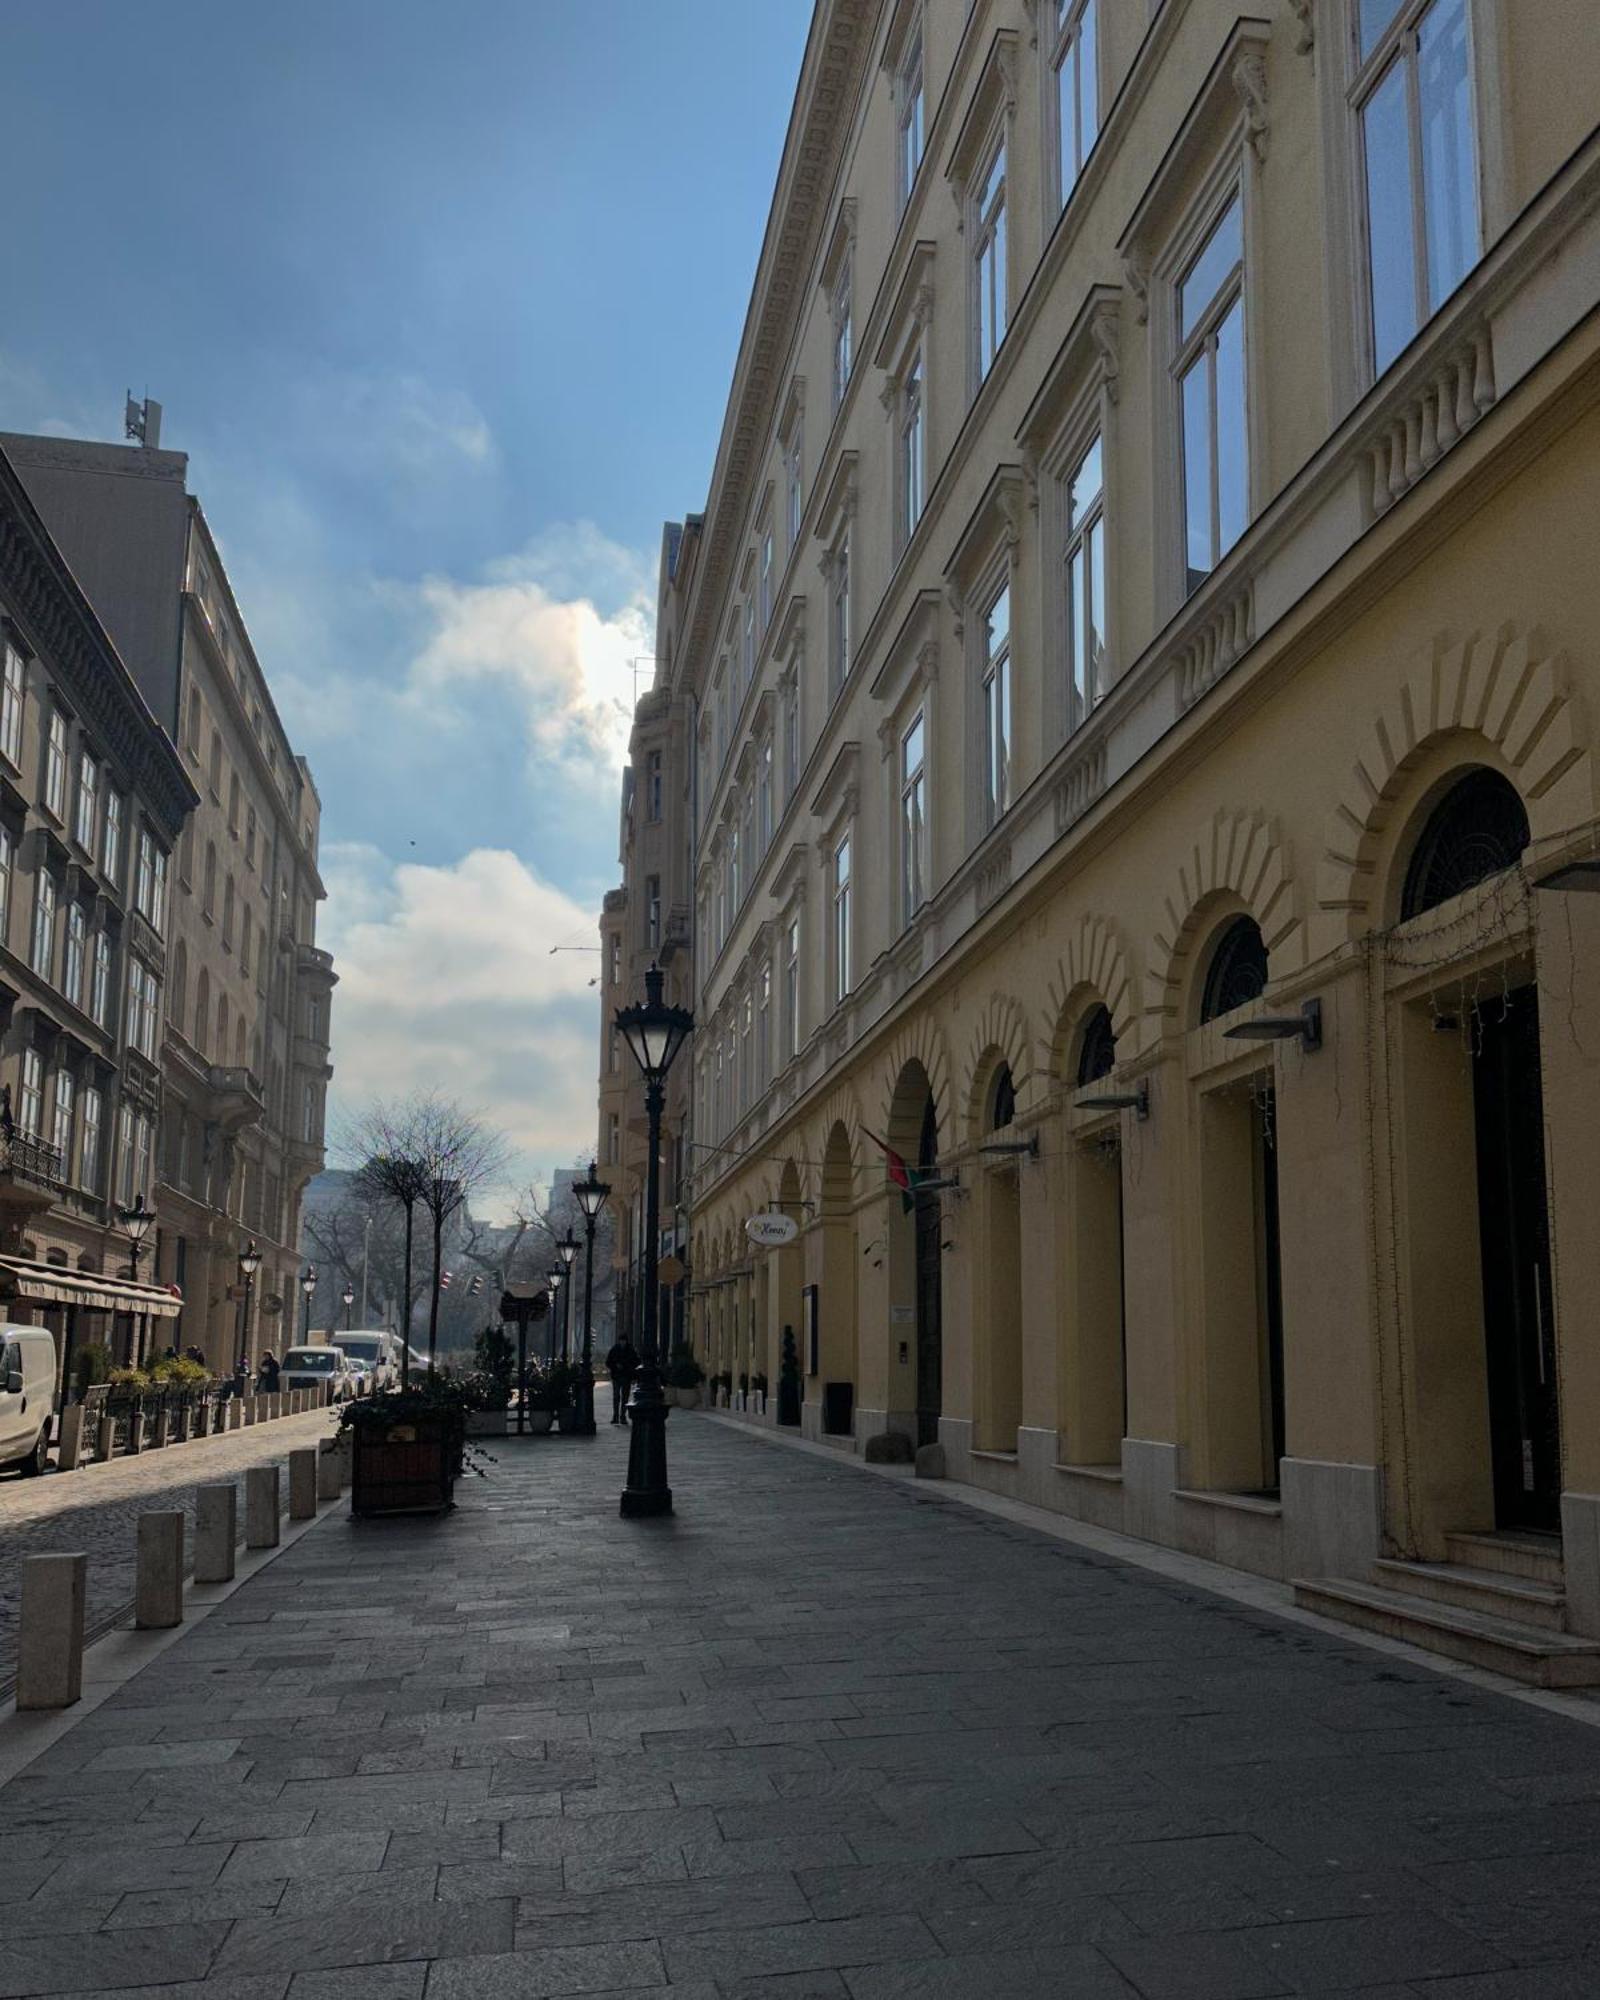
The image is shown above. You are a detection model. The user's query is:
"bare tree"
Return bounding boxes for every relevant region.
[407,1095,512,1379]
[343,1099,439,1390]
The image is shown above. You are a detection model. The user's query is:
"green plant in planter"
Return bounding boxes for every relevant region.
[737,1370,750,1396]
[752,1372,769,1397]
[148,1355,209,1390]
[72,1342,113,1396]
[472,1326,515,1410]
[664,1344,705,1390]
[524,1360,575,1413]
[108,1366,151,1396]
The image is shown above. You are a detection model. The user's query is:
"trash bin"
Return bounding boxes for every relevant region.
[822,1381,854,1436]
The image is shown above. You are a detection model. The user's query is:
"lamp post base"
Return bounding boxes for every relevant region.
[573,1362,597,1438]
[619,1368,672,1517]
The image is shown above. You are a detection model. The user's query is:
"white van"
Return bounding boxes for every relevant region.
[331,1330,396,1389]
[0,1326,55,1475]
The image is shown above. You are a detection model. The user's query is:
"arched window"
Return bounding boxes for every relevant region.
[203,842,217,917]
[223,875,235,946]
[1076,1005,1116,1086]
[235,1017,246,1066]
[1200,916,1269,1022]
[988,1062,1016,1130]
[217,993,230,1057]
[194,970,210,1057]
[171,940,187,1033]
[1401,767,1530,921]
[209,730,222,796]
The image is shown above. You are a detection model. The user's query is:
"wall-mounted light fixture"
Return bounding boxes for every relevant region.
[1224,997,1322,1051]
[979,1132,1039,1158]
[1074,1079,1150,1121]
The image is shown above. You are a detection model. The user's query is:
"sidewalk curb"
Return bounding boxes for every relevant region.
[701,1410,1600,1733]
[0,1496,344,1794]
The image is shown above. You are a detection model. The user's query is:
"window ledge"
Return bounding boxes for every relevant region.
[1055,1461,1123,1485]
[969,1447,1019,1465]
[1174,1486,1282,1519]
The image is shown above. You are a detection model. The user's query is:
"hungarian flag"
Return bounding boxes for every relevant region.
[865,1131,918,1214]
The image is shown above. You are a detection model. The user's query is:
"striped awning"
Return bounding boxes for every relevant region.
[0,1256,182,1318]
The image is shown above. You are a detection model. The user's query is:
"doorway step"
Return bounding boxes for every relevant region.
[1294,1531,1600,1688]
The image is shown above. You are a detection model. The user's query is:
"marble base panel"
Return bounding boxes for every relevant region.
[1563,1490,1600,1637]
[1122,1438,1183,1549]
[1175,1493,1285,1579]
[1281,1456,1384,1584]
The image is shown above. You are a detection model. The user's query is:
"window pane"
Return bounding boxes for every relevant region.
[1089,515,1105,701]
[1360,0,1407,59]
[1216,298,1248,559]
[1079,0,1098,159]
[1069,433,1102,526]
[1071,544,1090,714]
[1418,0,1478,312]
[1364,57,1419,373]
[903,713,924,777]
[986,585,1010,660]
[1180,197,1241,339]
[1181,354,1213,590]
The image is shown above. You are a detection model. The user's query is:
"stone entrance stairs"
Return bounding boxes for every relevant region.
[1294,1530,1600,1688]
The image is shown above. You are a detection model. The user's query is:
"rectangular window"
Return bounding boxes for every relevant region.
[103,791,123,888]
[606,1111,620,1166]
[1053,0,1099,208]
[716,671,729,766]
[759,530,774,633]
[0,826,13,946]
[0,645,24,768]
[740,993,752,1112]
[135,1111,153,1199]
[646,749,663,822]
[136,830,155,921]
[51,1067,73,1161]
[897,29,926,209]
[900,711,927,924]
[833,835,852,1003]
[757,738,773,855]
[646,875,661,952]
[75,752,98,853]
[44,710,67,820]
[19,1049,42,1137]
[1356,0,1478,378]
[982,584,1013,828]
[64,902,85,1009]
[757,961,771,1087]
[1177,194,1247,596]
[784,917,801,1057]
[829,535,851,697]
[730,820,741,912]
[115,1102,134,1204]
[899,350,926,547]
[1065,432,1106,725]
[608,933,621,988]
[742,597,755,689]
[79,1085,101,1191]
[91,929,111,1028]
[783,679,800,798]
[30,871,55,979]
[785,434,804,548]
[974,138,1008,383]
[831,257,854,411]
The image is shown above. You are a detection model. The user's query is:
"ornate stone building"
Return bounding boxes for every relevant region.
[601,0,1600,1679]
[0,443,196,1385]
[4,430,335,1369]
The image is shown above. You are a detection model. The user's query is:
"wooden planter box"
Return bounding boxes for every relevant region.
[350,1415,459,1517]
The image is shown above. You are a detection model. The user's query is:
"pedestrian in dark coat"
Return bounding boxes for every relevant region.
[605,1337,639,1425]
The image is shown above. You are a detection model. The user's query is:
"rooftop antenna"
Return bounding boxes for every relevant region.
[124,393,162,451]
[630,655,657,703]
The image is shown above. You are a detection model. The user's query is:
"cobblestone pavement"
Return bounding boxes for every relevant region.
[0,1408,336,1680]
[5,1418,1600,1996]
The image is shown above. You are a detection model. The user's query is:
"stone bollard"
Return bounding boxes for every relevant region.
[151,1404,170,1449]
[288,1448,318,1520]
[16,1553,87,1709]
[316,1439,342,1501]
[336,1432,353,1490]
[56,1405,85,1472]
[135,1512,185,1629]
[245,1466,280,1547]
[194,1484,237,1584]
[95,1411,115,1461]
[243,1396,258,1426]
[226,1399,241,1431]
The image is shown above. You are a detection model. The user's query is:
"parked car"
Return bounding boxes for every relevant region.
[332,1331,397,1389]
[0,1326,56,1475]
[345,1358,374,1397]
[280,1345,353,1401]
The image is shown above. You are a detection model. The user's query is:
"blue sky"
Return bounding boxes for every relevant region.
[2,1,810,1208]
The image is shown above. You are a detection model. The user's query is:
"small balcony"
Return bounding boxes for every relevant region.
[1,1132,64,1192]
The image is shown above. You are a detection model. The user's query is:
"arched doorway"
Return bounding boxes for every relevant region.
[776,1159,805,1425]
[886,1061,942,1450]
[914,1095,942,1449]
[817,1123,857,1436]
[1400,768,1550,1530]
[1065,1004,1126,1463]
[978,1060,1023,1454]
[1197,914,1284,1493]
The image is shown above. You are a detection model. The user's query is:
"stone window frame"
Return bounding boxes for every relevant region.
[1308,0,1509,420]
[885,0,928,215]
[945,28,1019,404]
[820,200,858,418]
[945,465,1026,850]
[1043,0,1104,221]
[778,377,806,557]
[810,743,860,1017]
[871,587,942,938]
[876,242,937,565]
[813,452,859,706]
[1119,19,1271,625]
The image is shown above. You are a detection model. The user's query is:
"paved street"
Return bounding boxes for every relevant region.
[0,1408,335,1684]
[4,1418,1600,1996]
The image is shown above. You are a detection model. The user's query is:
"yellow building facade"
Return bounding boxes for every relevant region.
[604,0,1600,1677]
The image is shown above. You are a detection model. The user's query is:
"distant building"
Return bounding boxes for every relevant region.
[3,428,335,1366]
[0,442,197,1388]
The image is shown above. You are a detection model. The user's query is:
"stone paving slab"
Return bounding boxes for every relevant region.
[6,1417,1600,1994]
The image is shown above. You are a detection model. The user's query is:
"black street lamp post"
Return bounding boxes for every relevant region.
[614,962,693,1518]
[237,1241,262,1372]
[572,1162,610,1437]
[119,1193,156,1368]
[300,1266,316,1344]
[342,1282,354,1330]
[557,1229,578,1363]
[548,1268,564,1366]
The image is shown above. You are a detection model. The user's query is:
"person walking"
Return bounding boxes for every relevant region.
[605,1336,639,1425]
[257,1349,280,1395]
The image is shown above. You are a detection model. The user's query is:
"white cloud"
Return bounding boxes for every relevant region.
[321,843,604,1215]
